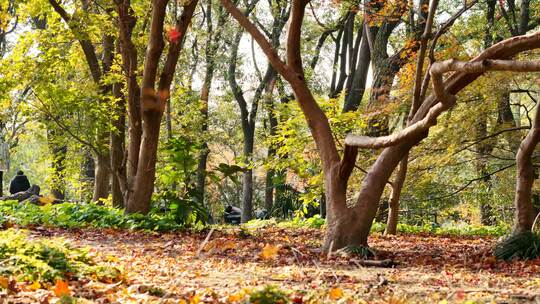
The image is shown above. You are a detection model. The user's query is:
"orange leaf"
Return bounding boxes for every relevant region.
[53,279,70,297]
[328,287,343,300]
[260,244,279,260]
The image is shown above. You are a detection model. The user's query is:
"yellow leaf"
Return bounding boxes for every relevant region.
[260,244,279,260]
[328,287,343,300]
[53,279,70,297]
[29,281,41,291]
[38,196,56,205]
[0,277,8,289]
[189,294,200,304]
[227,292,244,302]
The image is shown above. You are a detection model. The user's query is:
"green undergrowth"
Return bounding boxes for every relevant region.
[242,217,508,237]
[0,200,187,232]
[370,222,509,237]
[0,229,121,283]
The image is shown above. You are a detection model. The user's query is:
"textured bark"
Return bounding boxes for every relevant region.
[513,103,540,233]
[385,155,408,235]
[111,81,126,208]
[125,0,198,213]
[116,0,142,198]
[93,153,111,201]
[343,27,371,112]
[126,111,162,213]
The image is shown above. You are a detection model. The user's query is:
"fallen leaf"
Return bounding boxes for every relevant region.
[53,279,70,297]
[0,277,8,289]
[328,287,343,300]
[260,244,279,260]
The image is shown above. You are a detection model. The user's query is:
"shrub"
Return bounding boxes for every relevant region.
[246,285,290,304]
[0,229,100,282]
[0,200,188,232]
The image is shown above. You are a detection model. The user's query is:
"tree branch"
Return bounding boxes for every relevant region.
[346,58,540,148]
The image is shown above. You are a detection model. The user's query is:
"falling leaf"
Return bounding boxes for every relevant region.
[260,244,279,260]
[53,280,70,297]
[328,287,343,300]
[168,27,182,43]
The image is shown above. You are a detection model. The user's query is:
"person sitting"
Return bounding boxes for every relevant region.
[9,170,31,194]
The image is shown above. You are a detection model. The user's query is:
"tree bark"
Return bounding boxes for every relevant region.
[47,129,67,200]
[111,80,126,208]
[93,153,111,201]
[513,106,540,233]
[385,154,408,235]
[125,0,198,214]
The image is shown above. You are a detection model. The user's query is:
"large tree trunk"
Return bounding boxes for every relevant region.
[121,0,198,213]
[343,27,371,112]
[126,110,162,213]
[326,142,415,248]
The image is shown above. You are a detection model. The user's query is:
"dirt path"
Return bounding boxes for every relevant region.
[7,226,540,303]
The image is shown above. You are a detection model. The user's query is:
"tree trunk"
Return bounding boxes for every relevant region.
[264,168,274,212]
[385,155,408,235]
[343,28,371,112]
[196,144,209,204]
[241,127,255,222]
[513,106,540,233]
[126,110,162,213]
[195,72,212,206]
[48,135,67,200]
[110,81,126,208]
[93,153,110,202]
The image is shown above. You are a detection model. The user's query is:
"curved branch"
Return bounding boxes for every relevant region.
[346,58,540,148]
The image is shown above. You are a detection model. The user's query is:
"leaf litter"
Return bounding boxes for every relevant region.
[1,226,539,303]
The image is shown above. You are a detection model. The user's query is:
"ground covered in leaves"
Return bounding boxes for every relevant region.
[3,225,540,303]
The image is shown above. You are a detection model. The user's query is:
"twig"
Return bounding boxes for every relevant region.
[327,241,334,259]
[195,228,215,257]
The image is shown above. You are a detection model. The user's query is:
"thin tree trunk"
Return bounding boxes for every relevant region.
[47,129,67,200]
[343,27,371,112]
[241,126,255,222]
[111,81,126,208]
[385,154,408,235]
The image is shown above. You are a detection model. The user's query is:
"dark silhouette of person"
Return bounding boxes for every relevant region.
[9,170,31,194]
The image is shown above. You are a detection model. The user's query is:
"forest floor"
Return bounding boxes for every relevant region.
[5,226,540,303]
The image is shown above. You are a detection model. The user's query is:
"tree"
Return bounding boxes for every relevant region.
[223,0,540,250]
[47,0,114,201]
[115,0,199,214]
